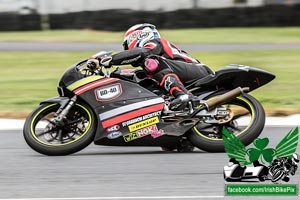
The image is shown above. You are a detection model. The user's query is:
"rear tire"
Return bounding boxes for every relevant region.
[188,92,265,152]
[23,102,96,156]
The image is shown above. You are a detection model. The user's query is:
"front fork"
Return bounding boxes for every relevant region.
[54,95,77,126]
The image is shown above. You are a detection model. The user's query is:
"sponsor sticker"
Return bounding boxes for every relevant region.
[107,131,122,139]
[95,83,122,101]
[123,132,139,142]
[136,125,158,137]
[122,111,161,127]
[106,125,120,133]
[128,30,146,44]
[151,129,165,138]
[128,117,159,132]
[123,125,159,142]
[137,32,149,40]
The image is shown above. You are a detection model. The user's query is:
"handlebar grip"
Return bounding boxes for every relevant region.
[204,87,249,111]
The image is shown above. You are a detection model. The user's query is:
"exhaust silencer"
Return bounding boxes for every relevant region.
[204,87,249,111]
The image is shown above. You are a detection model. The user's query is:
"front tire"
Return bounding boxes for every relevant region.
[271,169,285,182]
[188,92,265,152]
[23,102,96,156]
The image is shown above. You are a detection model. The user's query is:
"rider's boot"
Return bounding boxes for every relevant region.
[160,74,194,110]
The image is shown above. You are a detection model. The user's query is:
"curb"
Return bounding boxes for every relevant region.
[0,119,25,130]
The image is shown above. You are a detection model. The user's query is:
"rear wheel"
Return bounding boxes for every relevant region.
[188,92,265,152]
[23,102,96,156]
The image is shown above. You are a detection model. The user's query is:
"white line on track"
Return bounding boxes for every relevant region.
[0,196,225,200]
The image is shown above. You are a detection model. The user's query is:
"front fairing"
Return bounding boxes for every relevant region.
[58,60,87,88]
[57,63,192,147]
[71,77,166,142]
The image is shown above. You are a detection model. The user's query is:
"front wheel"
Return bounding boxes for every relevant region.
[188,92,265,152]
[23,102,96,156]
[271,169,285,182]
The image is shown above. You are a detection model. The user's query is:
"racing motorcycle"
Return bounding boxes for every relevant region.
[23,51,275,156]
[268,155,299,182]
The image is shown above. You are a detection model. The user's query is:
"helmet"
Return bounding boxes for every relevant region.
[292,153,299,164]
[123,23,160,50]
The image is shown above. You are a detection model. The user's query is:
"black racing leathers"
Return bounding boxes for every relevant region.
[111,48,149,66]
[111,38,212,97]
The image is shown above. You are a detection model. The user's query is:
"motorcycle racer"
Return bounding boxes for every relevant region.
[87,23,213,110]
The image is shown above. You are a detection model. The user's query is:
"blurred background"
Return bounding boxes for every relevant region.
[0,0,300,117]
[1,0,300,30]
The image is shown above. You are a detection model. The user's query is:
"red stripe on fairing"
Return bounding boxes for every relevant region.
[74,78,118,95]
[102,103,164,128]
[161,38,174,58]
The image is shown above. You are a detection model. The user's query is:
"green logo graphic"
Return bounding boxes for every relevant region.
[223,127,300,183]
[223,127,299,166]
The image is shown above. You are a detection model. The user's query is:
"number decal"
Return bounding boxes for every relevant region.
[95,83,122,101]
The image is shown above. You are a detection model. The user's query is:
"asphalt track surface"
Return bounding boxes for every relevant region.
[0,126,299,200]
[1,42,300,52]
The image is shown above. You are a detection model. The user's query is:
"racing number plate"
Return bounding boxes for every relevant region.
[95,83,122,101]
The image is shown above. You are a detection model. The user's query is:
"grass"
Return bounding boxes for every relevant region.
[1,27,300,117]
[1,49,300,116]
[0,52,92,113]
[0,27,300,44]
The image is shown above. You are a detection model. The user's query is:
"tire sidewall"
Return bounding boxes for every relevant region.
[23,102,96,156]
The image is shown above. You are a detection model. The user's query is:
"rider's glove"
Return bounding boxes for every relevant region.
[100,55,113,68]
[87,58,100,71]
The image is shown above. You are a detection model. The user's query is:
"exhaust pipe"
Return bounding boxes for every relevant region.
[204,87,249,111]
